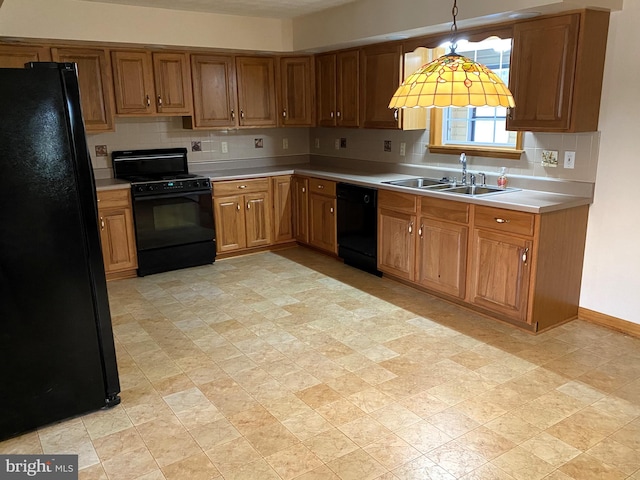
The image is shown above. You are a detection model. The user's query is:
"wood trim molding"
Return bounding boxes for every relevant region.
[579,307,640,338]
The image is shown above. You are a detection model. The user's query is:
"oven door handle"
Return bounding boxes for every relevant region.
[132,189,212,201]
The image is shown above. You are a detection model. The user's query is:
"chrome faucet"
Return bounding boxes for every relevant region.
[460,153,467,185]
[478,172,486,186]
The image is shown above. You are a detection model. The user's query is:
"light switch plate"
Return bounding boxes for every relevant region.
[283,138,288,150]
[221,142,228,153]
[564,151,576,169]
[400,142,406,156]
[335,139,340,150]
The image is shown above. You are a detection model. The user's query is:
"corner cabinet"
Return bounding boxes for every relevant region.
[360,43,402,129]
[111,50,192,115]
[316,50,359,127]
[308,178,337,254]
[97,189,138,280]
[212,178,272,254]
[507,10,610,132]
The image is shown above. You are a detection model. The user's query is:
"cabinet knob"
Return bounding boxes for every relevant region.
[408,221,413,234]
[238,185,247,189]
[100,216,105,231]
[157,95,163,107]
[282,109,287,118]
[494,217,510,224]
[330,111,334,118]
[302,187,306,193]
[418,224,423,237]
[522,247,529,264]
[231,109,235,120]
[146,95,151,107]
[247,202,250,210]
[237,203,240,211]
[240,110,245,119]
[336,111,341,118]
[330,207,334,214]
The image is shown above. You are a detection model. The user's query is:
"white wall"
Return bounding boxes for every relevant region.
[0,0,292,52]
[580,0,640,325]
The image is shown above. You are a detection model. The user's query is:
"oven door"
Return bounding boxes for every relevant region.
[132,189,215,252]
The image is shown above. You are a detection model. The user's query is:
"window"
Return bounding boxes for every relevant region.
[428,37,523,159]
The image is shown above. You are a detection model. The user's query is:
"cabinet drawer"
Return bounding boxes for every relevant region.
[213,178,270,196]
[309,178,336,196]
[474,206,536,236]
[97,188,131,209]
[379,189,417,214]
[420,197,469,224]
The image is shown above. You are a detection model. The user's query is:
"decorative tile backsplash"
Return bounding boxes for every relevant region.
[87,116,600,184]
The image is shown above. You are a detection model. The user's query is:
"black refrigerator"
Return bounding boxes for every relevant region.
[0,63,120,441]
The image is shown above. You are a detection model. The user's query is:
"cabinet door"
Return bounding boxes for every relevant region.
[417,218,467,298]
[360,44,401,129]
[191,54,238,128]
[309,193,336,254]
[272,176,293,243]
[153,52,192,115]
[51,47,115,132]
[377,209,416,281]
[507,14,579,131]
[0,44,50,67]
[316,53,337,127]
[245,192,272,248]
[469,229,533,323]
[292,176,309,244]
[213,195,246,253]
[236,56,277,127]
[99,207,137,273]
[337,50,359,127]
[279,57,314,126]
[111,50,156,114]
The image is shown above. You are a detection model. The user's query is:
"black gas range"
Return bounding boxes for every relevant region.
[112,148,216,276]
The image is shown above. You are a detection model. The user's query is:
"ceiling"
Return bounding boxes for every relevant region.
[78,0,360,18]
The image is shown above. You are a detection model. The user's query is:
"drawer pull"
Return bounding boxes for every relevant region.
[238,185,247,189]
[317,185,324,189]
[522,247,529,264]
[494,217,510,224]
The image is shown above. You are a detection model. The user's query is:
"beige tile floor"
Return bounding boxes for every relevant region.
[2,247,640,480]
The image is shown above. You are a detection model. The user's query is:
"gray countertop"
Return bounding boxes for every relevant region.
[96,165,591,214]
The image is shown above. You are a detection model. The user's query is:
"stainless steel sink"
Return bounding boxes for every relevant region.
[383,177,449,188]
[443,185,514,196]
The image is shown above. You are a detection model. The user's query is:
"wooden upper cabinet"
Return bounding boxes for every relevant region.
[235,56,277,127]
[190,54,237,128]
[508,10,609,132]
[51,47,115,132]
[111,50,156,115]
[0,44,50,67]
[278,56,314,127]
[153,53,192,115]
[360,43,402,129]
[315,50,359,127]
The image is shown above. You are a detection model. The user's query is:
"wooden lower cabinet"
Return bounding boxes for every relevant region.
[308,178,337,254]
[212,178,272,254]
[97,189,137,280]
[272,175,293,244]
[378,208,416,281]
[468,228,532,323]
[292,176,309,244]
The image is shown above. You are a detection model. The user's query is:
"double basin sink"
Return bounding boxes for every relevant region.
[383,177,517,197]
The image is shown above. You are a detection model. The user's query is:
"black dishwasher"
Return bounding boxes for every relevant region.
[337,183,381,276]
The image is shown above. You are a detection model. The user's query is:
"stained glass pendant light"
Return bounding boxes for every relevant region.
[388,0,516,109]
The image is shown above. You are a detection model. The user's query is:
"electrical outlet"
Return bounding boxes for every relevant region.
[384,140,392,152]
[221,142,228,153]
[564,151,576,169]
[283,138,288,150]
[400,142,406,157]
[340,138,347,148]
[541,150,558,168]
[335,139,340,150]
[315,138,320,149]
[254,138,263,148]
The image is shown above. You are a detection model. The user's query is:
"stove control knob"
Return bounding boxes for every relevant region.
[203,180,210,187]
[147,185,155,191]
[193,181,200,188]
[136,186,144,192]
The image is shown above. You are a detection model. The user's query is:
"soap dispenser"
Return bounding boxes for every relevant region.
[497,167,508,188]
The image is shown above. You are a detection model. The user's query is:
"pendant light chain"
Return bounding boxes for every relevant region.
[450,0,459,53]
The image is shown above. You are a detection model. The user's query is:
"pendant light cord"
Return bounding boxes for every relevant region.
[450,0,459,53]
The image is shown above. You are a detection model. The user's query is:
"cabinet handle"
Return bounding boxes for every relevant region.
[240,110,245,119]
[330,207,334,214]
[330,111,334,118]
[157,95,163,107]
[337,111,341,118]
[282,109,287,118]
[418,224,423,237]
[237,203,240,211]
[247,202,250,210]
[302,187,306,193]
[146,95,151,107]
[408,221,413,234]
[522,247,529,264]
[100,217,105,230]
[494,217,510,224]
[238,185,247,189]
[231,109,235,120]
